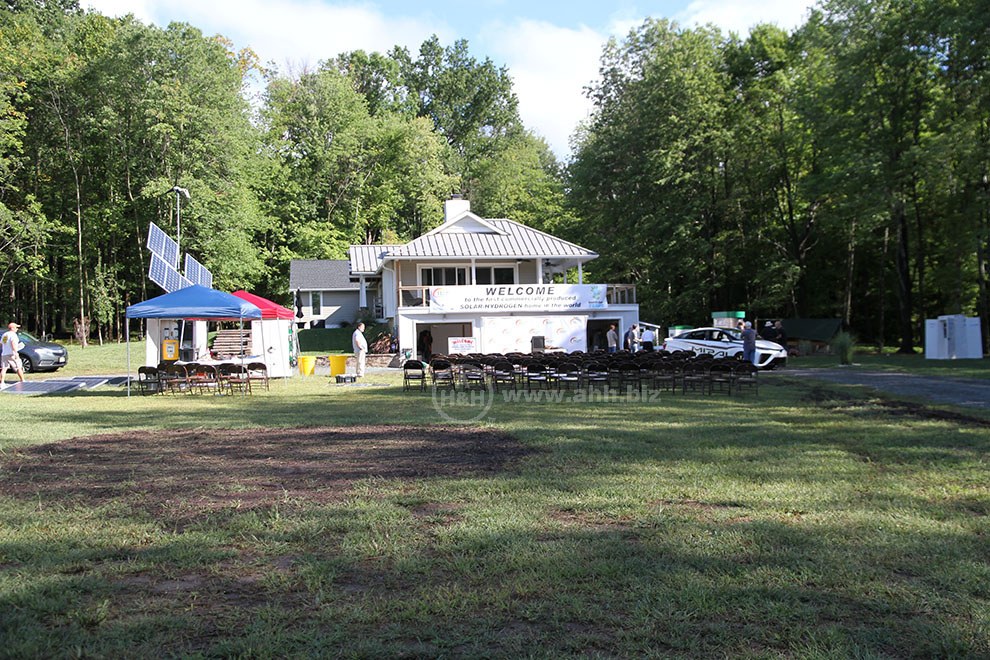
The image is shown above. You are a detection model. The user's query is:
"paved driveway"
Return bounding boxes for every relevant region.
[780,368,990,410]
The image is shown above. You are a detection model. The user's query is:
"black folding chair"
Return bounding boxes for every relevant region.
[402,360,427,391]
[430,359,456,390]
[733,361,759,395]
[136,366,160,395]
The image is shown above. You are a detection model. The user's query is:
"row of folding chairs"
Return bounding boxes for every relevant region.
[402,355,758,396]
[136,362,269,395]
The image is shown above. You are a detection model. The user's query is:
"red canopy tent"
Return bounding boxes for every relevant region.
[231,290,294,320]
[230,290,297,377]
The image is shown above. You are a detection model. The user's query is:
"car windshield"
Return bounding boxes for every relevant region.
[724,329,742,340]
[17,331,40,343]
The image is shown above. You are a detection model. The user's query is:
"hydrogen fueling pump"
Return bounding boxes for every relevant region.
[160,322,179,362]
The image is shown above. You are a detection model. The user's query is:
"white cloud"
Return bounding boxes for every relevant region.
[678,0,816,35]
[480,19,605,159]
[83,0,449,71]
[82,0,155,23]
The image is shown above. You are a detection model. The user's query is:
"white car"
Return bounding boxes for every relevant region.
[662,327,787,369]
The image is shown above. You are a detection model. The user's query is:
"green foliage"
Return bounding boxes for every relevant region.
[4,8,269,336]
[831,330,857,365]
[4,1,989,356]
[569,20,733,326]
[297,323,389,353]
[568,2,990,350]
[469,131,574,233]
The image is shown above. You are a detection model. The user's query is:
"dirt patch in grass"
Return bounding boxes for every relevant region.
[802,384,990,427]
[0,425,533,525]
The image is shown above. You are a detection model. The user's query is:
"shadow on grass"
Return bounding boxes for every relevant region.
[1,487,984,657]
[2,377,987,655]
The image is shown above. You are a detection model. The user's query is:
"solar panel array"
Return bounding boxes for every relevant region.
[147,222,180,269]
[184,253,213,289]
[146,221,215,292]
[149,253,192,293]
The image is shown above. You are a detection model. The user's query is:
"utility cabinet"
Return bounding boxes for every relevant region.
[925,315,983,359]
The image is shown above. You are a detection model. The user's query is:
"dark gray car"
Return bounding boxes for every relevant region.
[15,331,69,372]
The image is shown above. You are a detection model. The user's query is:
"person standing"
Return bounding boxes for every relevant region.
[418,328,433,363]
[760,321,778,341]
[741,321,758,365]
[1,321,26,388]
[352,322,368,378]
[606,324,619,353]
[640,326,656,352]
[774,320,788,352]
[624,324,638,351]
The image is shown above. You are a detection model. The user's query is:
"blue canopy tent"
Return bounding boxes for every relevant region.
[125,285,263,395]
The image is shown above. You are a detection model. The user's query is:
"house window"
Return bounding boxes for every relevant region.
[494,267,515,284]
[474,266,516,285]
[421,267,466,286]
[311,291,322,316]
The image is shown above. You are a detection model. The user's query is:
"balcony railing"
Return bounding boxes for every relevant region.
[606,284,637,305]
[397,284,636,308]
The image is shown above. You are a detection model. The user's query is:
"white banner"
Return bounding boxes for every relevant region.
[429,284,608,314]
[481,316,588,354]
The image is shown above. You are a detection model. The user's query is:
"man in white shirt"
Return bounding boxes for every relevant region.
[641,327,656,352]
[352,322,368,377]
[1,321,26,388]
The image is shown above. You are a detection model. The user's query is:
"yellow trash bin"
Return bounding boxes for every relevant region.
[298,355,316,375]
[328,354,348,376]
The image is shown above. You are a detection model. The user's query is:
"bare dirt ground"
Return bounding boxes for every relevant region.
[0,426,539,655]
[0,425,534,526]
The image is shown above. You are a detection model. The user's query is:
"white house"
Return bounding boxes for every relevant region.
[345,198,640,356]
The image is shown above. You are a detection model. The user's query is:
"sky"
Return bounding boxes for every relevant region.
[81,0,819,159]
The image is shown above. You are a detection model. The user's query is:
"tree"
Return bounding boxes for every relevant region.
[393,36,523,197]
[569,20,733,326]
[469,131,574,234]
[0,8,54,314]
[808,0,940,352]
[8,7,269,336]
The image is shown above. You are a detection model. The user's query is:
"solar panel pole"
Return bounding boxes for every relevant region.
[170,186,190,269]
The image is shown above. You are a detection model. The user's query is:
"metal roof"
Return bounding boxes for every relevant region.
[289,260,357,290]
[348,245,403,275]
[385,218,597,261]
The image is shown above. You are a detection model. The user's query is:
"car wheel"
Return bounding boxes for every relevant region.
[20,355,33,373]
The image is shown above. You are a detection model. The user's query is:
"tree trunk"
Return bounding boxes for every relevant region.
[844,216,856,327]
[893,198,914,353]
[74,168,88,348]
[978,185,990,355]
[879,227,889,353]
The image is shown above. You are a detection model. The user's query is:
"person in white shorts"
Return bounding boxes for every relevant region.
[1,321,26,387]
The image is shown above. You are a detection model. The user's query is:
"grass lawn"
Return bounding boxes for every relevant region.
[0,348,987,657]
[792,352,990,379]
